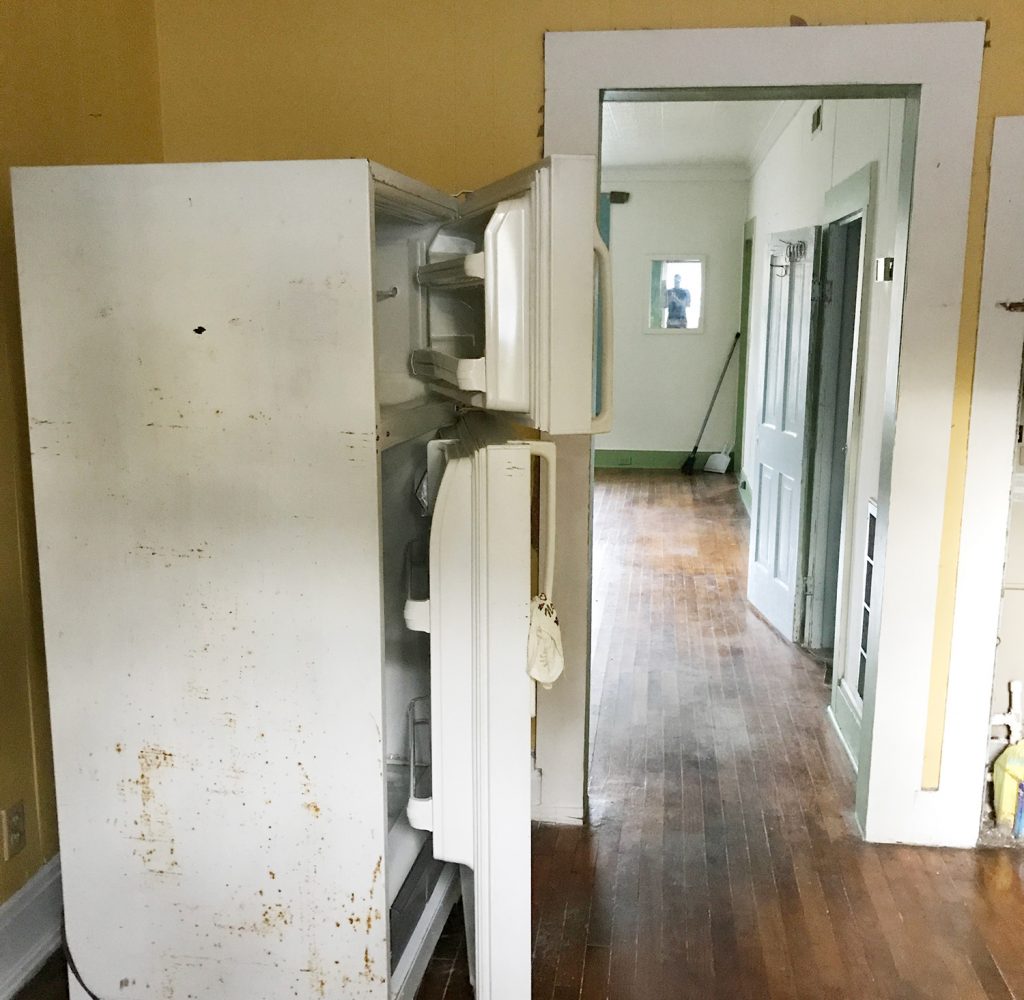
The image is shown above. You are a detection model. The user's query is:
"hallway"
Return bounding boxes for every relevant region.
[421,469,1024,999]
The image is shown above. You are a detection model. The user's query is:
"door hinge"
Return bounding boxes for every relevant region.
[812,278,831,305]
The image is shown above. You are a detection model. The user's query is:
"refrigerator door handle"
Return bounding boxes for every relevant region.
[592,225,614,435]
[521,441,556,600]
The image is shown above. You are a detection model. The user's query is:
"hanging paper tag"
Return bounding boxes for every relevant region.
[527,593,564,689]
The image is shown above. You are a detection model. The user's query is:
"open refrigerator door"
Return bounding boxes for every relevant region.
[401,429,556,998]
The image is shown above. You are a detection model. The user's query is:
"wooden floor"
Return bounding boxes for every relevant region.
[18,470,1024,999]
[419,469,1024,999]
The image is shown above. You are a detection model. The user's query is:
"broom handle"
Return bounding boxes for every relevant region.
[692,332,741,455]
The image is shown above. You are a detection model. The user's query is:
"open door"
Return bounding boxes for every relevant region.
[747,226,820,639]
[409,433,555,998]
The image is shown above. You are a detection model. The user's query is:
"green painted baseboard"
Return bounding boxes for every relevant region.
[737,469,753,513]
[594,449,733,471]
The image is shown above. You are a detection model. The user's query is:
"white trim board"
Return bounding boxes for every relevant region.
[0,856,63,1000]
[531,803,585,826]
[601,163,751,184]
[545,23,985,847]
[945,117,1024,846]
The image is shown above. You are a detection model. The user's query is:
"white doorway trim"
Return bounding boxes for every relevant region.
[544,23,985,846]
[944,117,1024,837]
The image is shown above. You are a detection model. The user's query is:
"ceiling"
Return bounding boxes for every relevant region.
[601,100,803,171]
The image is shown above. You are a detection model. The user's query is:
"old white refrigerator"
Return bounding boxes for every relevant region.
[11,157,611,998]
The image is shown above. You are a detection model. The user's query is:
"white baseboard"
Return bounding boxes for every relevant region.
[530,803,584,825]
[827,701,860,772]
[830,677,863,768]
[0,855,63,1000]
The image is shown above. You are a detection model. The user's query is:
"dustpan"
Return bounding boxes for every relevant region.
[703,446,732,474]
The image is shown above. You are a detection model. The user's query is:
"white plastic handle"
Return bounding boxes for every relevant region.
[592,226,614,435]
[527,441,556,600]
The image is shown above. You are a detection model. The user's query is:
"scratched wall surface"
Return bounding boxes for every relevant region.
[13,161,390,997]
[0,0,163,906]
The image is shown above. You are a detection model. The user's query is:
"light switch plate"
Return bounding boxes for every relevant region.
[1,800,27,861]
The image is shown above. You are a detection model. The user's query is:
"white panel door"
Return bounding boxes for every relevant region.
[424,438,534,999]
[748,227,820,639]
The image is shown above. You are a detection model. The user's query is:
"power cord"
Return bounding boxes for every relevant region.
[61,913,105,1000]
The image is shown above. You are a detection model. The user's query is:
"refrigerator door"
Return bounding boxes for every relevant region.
[411,156,612,436]
[424,439,535,998]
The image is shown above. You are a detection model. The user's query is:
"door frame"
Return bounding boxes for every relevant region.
[543,23,986,846]
[943,117,1024,813]
[802,212,864,653]
[802,166,873,657]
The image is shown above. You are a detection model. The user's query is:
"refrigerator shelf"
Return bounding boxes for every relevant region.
[409,348,487,394]
[416,252,485,289]
[378,398,458,450]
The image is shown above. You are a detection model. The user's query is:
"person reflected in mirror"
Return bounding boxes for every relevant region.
[665,274,691,328]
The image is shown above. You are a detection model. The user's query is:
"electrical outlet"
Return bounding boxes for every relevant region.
[1,800,27,861]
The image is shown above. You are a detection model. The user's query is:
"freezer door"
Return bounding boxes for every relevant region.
[426,441,533,998]
[412,156,612,436]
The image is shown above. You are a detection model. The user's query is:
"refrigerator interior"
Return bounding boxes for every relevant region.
[379,432,450,974]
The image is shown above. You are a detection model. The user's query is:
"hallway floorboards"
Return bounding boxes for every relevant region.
[420,469,1024,999]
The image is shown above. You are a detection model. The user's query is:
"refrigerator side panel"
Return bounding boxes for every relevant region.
[12,161,391,998]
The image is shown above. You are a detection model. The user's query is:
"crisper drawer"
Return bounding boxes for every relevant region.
[389,839,446,972]
[409,155,612,436]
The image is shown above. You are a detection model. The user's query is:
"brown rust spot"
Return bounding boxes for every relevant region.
[369,856,383,898]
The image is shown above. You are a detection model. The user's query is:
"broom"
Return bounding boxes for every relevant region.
[681,331,741,475]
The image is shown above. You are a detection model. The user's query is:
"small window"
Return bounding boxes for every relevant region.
[647,257,705,333]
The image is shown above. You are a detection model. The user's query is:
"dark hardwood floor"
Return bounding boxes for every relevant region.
[421,469,1024,999]
[14,951,66,1000]
[18,470,1024,999]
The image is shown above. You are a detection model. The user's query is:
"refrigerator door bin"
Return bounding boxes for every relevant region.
[416,252,485,288]
[405,696,433,831]
[412,194,530,412]
[403,543,431,633]
[409,349,487,395]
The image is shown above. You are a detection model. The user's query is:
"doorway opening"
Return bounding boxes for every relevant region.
[591,89,910,802]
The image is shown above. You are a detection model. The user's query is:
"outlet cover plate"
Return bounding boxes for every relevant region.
[1,800,27,861]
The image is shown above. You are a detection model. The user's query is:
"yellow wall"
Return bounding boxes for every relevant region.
[0,1,163,904]
[152,0,1024,782]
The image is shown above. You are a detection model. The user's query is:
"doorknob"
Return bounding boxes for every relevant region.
[998,300,1024,313]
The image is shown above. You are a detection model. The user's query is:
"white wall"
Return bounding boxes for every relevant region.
[990,483,1024,720]
[600,166,748,455]
[744,97,906,751]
